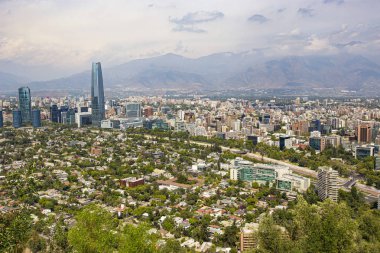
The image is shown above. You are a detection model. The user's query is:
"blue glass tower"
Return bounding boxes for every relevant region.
[0,110,3,128]
[91,62,105,127]
[50,105,59,123]
[18,87,32,124]
[13,110,22,128]
[32,109,41,128]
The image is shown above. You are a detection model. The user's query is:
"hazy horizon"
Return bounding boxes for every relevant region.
[1,0,380,80]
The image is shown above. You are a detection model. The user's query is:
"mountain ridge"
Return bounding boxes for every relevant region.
[1,53,380,92]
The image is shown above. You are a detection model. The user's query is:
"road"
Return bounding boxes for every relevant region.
[143,135,380,198]
[189,140,380,198]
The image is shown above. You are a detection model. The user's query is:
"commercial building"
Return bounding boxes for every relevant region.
[18,87,32,124]
[91,62,105,127]
[101,119,120,129]
[75,112,92,128]
[13,110,22,128]
[0,110,3,128]
[309,136,326,152]
[279,135,291,150]
[317,167,339,202]
[126,103,142,118]
[357,124,372,143]
[50,105,59,123]
[32,109,41,128]
[230,159,290,185]
[355,146,375,159]
[276,174,310,193]
[375,156,380,171]
[61,108,76,125]
[175,121,187,132]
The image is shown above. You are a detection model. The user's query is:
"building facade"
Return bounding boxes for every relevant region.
[91,62,105,127]
[50,105,59,123]
[32,109,41,128]
[0,110,3,128]
[18,87,32,124]
[317,167,339,202]
[13,110,22,128]
[126,103,142,118]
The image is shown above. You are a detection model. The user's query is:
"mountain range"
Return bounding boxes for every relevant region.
[1,53,380,93]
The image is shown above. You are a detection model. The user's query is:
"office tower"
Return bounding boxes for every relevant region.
[317,167,339,202]
[126,103,141,118]
[247,135,259,145]
[309,136,326,152]
[357,124,372,143]
[0,110,3,128]
[62,108,76,125]
[309,119,321,132]
[18,87,32,124]
[279,135,291,150]
[32,109,41,128]
[59,106,69,123]
[91,62,105,127]
[50,105,59,123]
[13,110,22,128]
[259,114,270,124]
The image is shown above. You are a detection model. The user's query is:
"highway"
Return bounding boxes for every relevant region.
[189,140,380,198]
[143,135,380,198]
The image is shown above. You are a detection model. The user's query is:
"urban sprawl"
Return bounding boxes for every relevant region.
[1,63,380,253]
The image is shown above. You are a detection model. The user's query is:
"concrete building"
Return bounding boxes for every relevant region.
[317,167,339,202]
[276,174,310,193]
[240,223,259,252]
[357,124,372,144]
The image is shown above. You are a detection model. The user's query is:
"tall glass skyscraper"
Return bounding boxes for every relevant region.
[32,109,41,128]
[0,110,3,128]
[50,105,59,123]
[13,110,22,128]
[91,62,105,127]
[18,87,32,124]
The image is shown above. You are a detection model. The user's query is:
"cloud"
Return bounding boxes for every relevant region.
[169,11,224,25]
[298,8,315,17]
[248,14,269,24]
[335,41,363,48]
[172,25,206,33]
[306,35,334,51]
[323,0,344,4]
[169,11,224,33]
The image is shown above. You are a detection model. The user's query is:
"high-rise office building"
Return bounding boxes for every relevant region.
[357,124,372,143]
[32,109,41,128]
[18,87,32,124]
[126,103,141,118]
[279,135,291,150]
[13,110,22,128]
[317,167,339,202]
[50,105,59,123]
[91,62,105,127]
[0,110,3,128]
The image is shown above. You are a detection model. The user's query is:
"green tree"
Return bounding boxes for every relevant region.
[257,216,291,253]
[68,204,118,253]
[0,210,32,253]
[118,223,157,253]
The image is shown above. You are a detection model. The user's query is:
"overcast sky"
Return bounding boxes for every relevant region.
[1,0,380,80]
